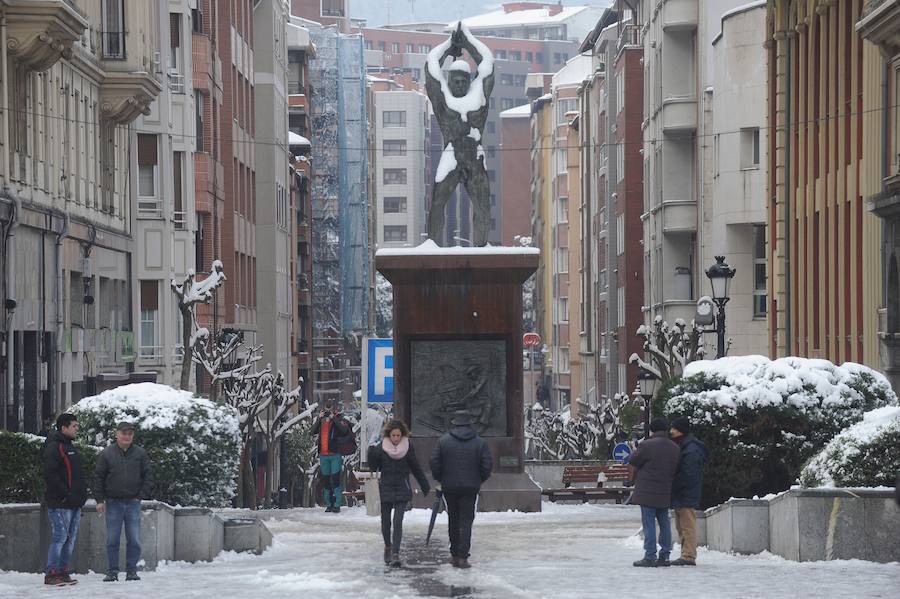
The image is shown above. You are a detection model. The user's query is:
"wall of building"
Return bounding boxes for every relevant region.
[500,109,533,245]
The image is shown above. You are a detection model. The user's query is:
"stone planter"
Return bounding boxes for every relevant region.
[705,498,770,554]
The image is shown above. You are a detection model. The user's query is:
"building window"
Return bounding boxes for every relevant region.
[384,225,407,242]
[191,7,203,33]
[365,40,373,50]
[173,151,185,229]
[558,197,568,223]
[195,90,205,151]
[509,51,521,61]
[419,44,431,54]
[383,139,407,156]
[558,347,570,373]
[392,42,401,53]
[406,43,414,53]
[139,280,159,359]
[754,224,767,317]
[378,41,386,51]
[383,197,407,213]
[557,247,568,273]
[536,52,543,64]
[500,74,514,86]
[169,13,181,71]
[526,51,533,62]
[514,74,527,87]
[559,297,569,322]
[741,127,761,168]
[501,98,516,110]
[557,98,577,124]
[383,110,406,127]
[383,168,407,185]
[496,49,507,60]
[618,286,625,327]
[556,148,567,174]
[101,0,125,58]
[69,271,84,327]
[137,134,160,218]
[616,214,624,256]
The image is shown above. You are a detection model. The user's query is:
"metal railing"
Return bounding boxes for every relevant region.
[173,210,187,230]
[138,345,163,360]
[617,24,640,53]
[138,198,163,219]
[168,72,185,94]
[100,31,126,59]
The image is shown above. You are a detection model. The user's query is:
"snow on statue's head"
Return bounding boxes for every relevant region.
[448,59,471,98]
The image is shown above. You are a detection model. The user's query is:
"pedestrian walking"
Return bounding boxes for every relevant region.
[42,413,88,586]
[429,410,493,569]
[314,401,353,513]
[95,422,152,582]
[367,420,430,567]
[669,417,707,567]
[626,418,680,567]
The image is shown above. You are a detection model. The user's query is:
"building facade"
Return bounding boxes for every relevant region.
[767,0,882,368]
[1,0,162,431]
[133,1,198,388]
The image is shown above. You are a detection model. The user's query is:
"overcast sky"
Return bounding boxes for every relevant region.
[348,1,598,28]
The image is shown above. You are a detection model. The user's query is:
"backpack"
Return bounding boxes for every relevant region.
[332,418,357,456]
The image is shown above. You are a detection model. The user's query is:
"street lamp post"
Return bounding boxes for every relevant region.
[637,368,659,439]
[705,255,736,359]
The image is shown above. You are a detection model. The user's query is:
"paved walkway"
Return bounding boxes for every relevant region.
[1,503,897,598]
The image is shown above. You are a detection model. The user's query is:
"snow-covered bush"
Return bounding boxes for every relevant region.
[72,383,241,507]
[525,403,611,460]
[0,431,101,503]
[660,356,897,507]
[800,406,900,488]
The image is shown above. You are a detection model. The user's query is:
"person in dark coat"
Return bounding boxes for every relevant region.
[313,401,352,513]
[367,420,430,567]
[95,422,152,582]
[42,413,88,586]
[626,418,680,567]
[430,410,493,569]
[669,417,707,566]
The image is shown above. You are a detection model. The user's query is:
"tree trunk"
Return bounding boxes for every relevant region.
[264,435,275,509]
[237,444,246,508]
[179,303,193,390]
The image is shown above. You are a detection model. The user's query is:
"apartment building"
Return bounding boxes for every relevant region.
[767,0,882,368]
[287,21,314,397]
[254,0,294,384]
[133,2,198,388]
[500,104,533,245]
[1,0,162,431]
[859,0,900,392]
[370,79,430,248]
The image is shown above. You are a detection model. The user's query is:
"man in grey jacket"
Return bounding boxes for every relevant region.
[430,410,492,569]
[95,422,152,582]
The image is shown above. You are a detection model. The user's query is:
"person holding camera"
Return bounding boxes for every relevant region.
[313,402,353,513]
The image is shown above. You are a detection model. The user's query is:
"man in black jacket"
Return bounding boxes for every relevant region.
[669,417,707,566]
[42,413,88,586]
[430,410,493,569]
[95,422,152,582]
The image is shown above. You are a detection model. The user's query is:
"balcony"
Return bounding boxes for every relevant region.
[5,0,88,72]
[168,72,186,94]
[288,93,307,111]
[660,200,697,233]
[617,24,640,55]
[661,97,697,133]
[662,0,699,31]
[99,71,162,124]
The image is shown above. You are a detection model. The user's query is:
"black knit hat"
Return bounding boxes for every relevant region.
[649,418,669,433]
[670,417,691,435]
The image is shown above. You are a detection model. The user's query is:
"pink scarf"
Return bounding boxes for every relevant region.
[382,436,409,460]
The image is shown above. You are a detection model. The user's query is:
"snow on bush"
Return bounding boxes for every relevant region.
[800,406,900,488]
[660,356,897,507]
[71,383,241,507]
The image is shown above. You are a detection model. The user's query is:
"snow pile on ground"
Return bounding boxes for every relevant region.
[72,383,241,507]
[800,405,900,488]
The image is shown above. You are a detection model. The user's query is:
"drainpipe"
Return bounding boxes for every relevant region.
[882,61,890,321]
[784,39,792,355]
[2,14,17,426]
[55,213,70,411]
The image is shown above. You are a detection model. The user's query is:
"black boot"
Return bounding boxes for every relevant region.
[384,545,391,565]
[103,571,119,582]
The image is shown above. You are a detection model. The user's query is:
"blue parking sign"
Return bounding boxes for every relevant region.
[366,338,393,403]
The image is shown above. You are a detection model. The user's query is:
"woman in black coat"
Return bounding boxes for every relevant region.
[367,420,430,567]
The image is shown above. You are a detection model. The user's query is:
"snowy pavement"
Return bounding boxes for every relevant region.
[1,502,898,598]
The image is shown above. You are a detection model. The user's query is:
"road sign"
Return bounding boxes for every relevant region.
[523,332,541,347]
[613,443,632,462]
[364,338,393,403]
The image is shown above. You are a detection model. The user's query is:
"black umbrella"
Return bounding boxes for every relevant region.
[425,489,444,546]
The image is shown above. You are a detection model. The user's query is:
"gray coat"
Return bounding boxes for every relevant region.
[627,432,680,509]
[95,443,152,502]
[429,425,493,492]
[367,442,430,503]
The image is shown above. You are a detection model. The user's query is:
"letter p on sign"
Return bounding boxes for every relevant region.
[374,346,393,395]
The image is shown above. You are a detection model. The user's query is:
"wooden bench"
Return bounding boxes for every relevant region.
[541,464,633,504]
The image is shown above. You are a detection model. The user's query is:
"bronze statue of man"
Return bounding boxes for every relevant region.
[425,23,495,246]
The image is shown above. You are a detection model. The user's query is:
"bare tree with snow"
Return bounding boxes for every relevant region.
[628,315,707,382]
[170,260,227,390]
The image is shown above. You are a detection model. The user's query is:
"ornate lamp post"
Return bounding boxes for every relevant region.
[705,255,736,359]
[637,368,660,439]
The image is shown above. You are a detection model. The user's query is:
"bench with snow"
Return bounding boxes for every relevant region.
[541,464,632,503]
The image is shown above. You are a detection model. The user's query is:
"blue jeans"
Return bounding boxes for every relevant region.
[105,499,142,573]
[46,508,81,573]
[319,455,343,507]
[641,506,672,560]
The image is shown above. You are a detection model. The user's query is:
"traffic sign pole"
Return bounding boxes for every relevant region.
[360,336,368,466]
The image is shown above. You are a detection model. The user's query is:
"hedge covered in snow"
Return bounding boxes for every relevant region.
[71,383,241,507]
[800,406,900,488]
[0,431,101,504]
[660,356,897,507]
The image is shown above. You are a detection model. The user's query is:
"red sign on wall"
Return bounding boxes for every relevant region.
[523,332,541,347]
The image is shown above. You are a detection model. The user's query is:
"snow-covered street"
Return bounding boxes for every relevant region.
[2,503,898,598]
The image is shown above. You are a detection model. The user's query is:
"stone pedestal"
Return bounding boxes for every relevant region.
[376,248,541,512]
